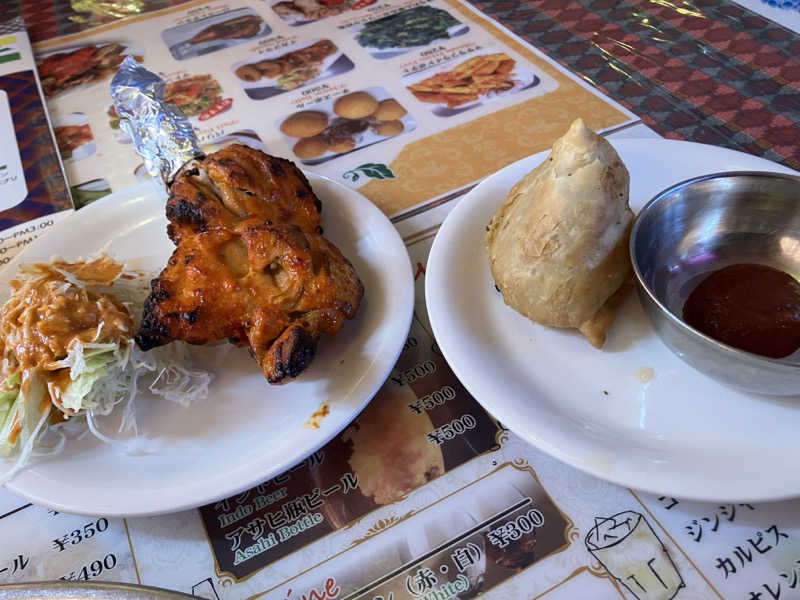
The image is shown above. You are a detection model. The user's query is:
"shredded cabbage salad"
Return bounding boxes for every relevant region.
[0,258,213,483]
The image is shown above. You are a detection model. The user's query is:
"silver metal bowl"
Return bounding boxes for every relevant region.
[630,171,800,396]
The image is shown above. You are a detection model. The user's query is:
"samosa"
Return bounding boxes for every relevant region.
[486,118,633,348]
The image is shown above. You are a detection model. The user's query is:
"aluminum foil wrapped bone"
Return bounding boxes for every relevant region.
[110,56,202,184]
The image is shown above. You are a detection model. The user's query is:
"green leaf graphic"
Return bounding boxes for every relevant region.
[343,163,396,183]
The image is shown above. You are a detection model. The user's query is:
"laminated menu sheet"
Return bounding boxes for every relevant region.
[6,2,800,599]
[1,249,799,600]
[0,218,797,600]
[31,0,635,218]
[0,18,72,263]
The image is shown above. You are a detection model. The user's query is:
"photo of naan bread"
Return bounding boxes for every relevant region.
[342,383,444,505]
[486,118,633,348]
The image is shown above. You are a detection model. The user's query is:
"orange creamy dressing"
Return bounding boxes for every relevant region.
[0,257,133,438]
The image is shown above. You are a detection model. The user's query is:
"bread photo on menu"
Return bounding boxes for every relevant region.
[486,118,633,348]
[342,383,445,506]
[310,382,445,529]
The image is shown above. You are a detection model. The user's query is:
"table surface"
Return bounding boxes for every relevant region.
[0,1,798,599]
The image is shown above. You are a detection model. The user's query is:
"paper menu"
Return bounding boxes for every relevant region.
[32,0,634,218]
[0,227,795,599]
[3,2,797,598]
[0,18,72,263]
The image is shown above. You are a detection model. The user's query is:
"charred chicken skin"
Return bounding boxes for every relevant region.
[164,144,323,244]
[136,144,363,383]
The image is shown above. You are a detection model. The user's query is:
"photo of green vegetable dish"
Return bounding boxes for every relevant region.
[355,6,464,49]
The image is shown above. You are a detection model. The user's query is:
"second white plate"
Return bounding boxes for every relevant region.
[426,138,799,502]
[0,175,413,516]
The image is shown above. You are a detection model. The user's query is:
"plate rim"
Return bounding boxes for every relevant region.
[0,174,414,516]
[425,137,800,503]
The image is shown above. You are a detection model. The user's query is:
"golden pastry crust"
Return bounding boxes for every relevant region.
[373,120,404,136]
[372,98,407,121]
[486,118,633,347]
[333,91,378,119]
[293,135,328,159]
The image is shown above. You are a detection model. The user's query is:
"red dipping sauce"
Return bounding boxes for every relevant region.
[682,263,800,359]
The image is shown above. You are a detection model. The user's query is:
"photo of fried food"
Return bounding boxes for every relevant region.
[234,40,338,91]
[187,14,263,44]
[486,119,633,349]
[373,98,407,121]
[280,111,329,138]
[407,52,517,108]
[293,135,328,159]
[279,90,412,162]
[162,74,224,116]
[136,144,364,384]
[333,91,378,119]
[37,43,142,98]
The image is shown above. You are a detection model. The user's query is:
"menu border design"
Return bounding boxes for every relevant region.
[248,460,576,599]
[533,565,627,599]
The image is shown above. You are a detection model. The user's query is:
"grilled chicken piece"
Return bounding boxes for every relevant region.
[136,144,363,383]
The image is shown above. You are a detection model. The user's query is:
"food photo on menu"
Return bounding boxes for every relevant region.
[35,41,143,98]
[270,0,377,25]
[405,50,540,116]
[160,7,271,60]
[0,0,799,597]
[277,88,416,163]
[69,178,112,209]
[351,5,469,59]
[52,113,95,163]
[232,39,355,100]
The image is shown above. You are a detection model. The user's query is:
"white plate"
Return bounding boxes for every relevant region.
[426,138,799,503]
[0,175,413,516]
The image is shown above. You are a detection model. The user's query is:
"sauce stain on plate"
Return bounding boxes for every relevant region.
[304,402,330,429]
[636,366,654,383]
